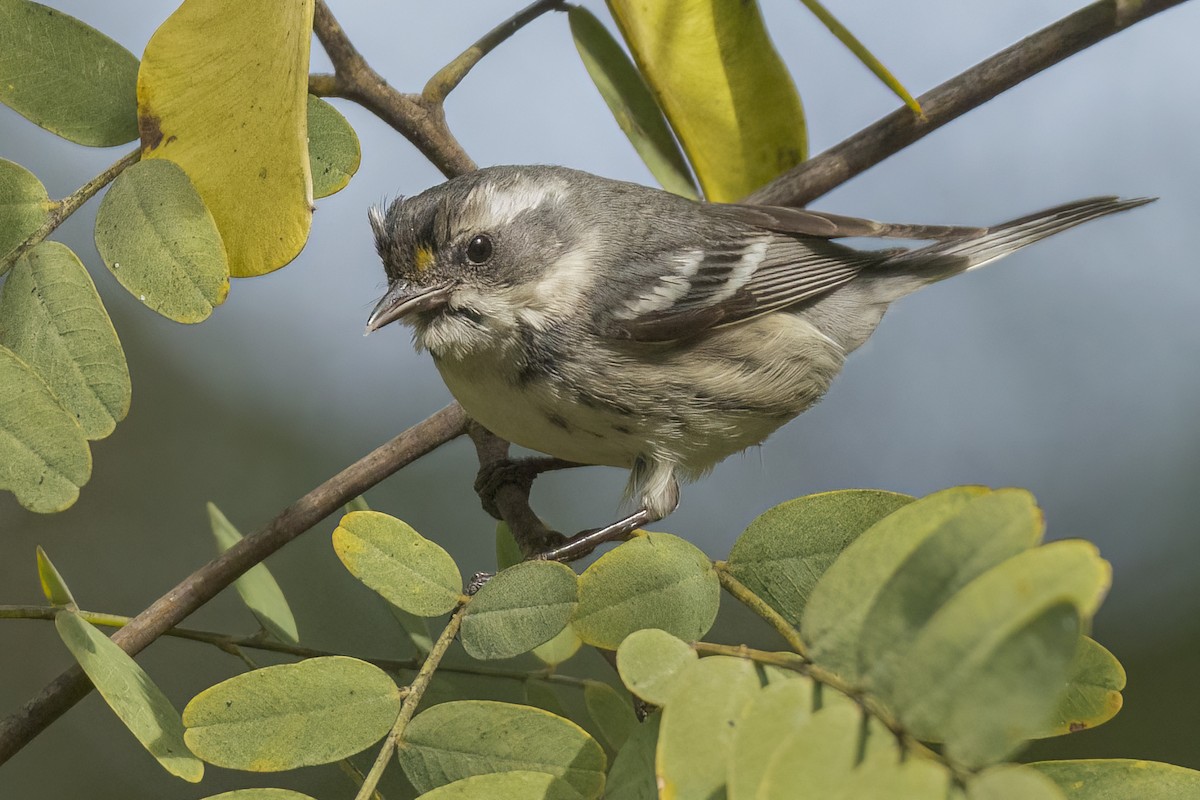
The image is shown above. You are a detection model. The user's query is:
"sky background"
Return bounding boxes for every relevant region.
[1,1,1198,796]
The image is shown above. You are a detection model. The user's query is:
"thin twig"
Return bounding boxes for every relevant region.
[0,146,141,276]
[423,0,567,103]
[748,0,1188,207]
[0,404,469,765]
[714,563,809,658]
[355,607,465,800]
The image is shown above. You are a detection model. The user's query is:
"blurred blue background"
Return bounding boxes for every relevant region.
[1,1,1197,796]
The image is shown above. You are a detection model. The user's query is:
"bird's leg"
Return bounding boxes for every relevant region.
[535,507,658,563]
[473,455,580,519]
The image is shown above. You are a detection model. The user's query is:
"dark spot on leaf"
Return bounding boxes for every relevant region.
[1069,722,1088,732]
[258,167,268,180]
[139,112,165,150]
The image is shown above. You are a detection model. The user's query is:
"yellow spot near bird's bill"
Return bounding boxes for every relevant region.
[414,245,435,273]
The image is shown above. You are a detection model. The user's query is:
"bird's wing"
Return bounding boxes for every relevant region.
[718,204,988,241]
[602,232,881,343]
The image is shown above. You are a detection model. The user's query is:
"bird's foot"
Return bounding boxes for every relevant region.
[535,508,657,562]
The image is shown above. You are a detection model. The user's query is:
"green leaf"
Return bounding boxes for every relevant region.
[416,772,584,800]
[606,712,660,800]
[207,502,299,644]
[183,656,400,771]
[584,680,636,752]
[391,603,434,656]
[55,610,203,782]
[796,0,921,114]
[968,765,1067,800]
[656,655,760,800]
[35,546,75,607]
[0,242,130,439]
[524,680,570,719]
[532,624,583,666]
[496,522,524,570]
[0,0,138,146]
[728,678,814,800]
[199,792,316,800]
[1029,759,1200,799]
[0,345,90,513]
[572,532,719,649]
[138,0,315,277]
[605,0,806,201]
[568,7,697,199]
[615,627,697,706]
[94,158,230,323]
[755,700,860,798]
[1038,636,1125,738]
[801,485,991,682]
[398,700,606,800]
[859,489,1044,693]
[344,494,371,514]
[461,560,578,660]
[307,95,360,198]
[726,489,913,627]
[0,158,51,270]
[332,510,462,617]
[826,719,951,800]
[888,540,1109,765]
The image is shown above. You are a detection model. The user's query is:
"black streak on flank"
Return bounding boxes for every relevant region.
[546,412,571,432]
[515,321,563,387]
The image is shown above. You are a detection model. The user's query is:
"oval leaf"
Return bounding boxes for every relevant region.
[606,0,806,201]
[0,345,90,513]
[0,0,138,145]
[333,510,462,617]
[568,7,697,199]
[397,700,606,799]
[615,627,697,706]
[0,242,130,439]
[208,502,299,644]
[94,158,229,323]
[572,532,719,649]
[755,700,863,798]
[532,624,583,666]
[307,95,360,199]
[199,792,316,800]
[183,656,400,771]
[461,560,578,660]
[138,0,314,277]
[584,680,636,752]
[728,679,815,800]
[56,610,203,782]
[606,712,660,800]
[726,489,914,627]
[36,546,75,607]
[416,771,585,800]
[656,655,760,800]
[1038,636,1125,738]
[0,158,51,269]
[968,765,1067,800]
[1029,759,1200,799]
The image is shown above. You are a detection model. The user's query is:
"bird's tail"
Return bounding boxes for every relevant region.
[889,196,1155,285]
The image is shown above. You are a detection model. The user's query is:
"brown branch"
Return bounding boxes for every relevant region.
[0,404,468,765]
[747,0,1188,207]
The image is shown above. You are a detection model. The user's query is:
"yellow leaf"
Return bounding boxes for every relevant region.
[607,0,807,202]
[137,0,315,277]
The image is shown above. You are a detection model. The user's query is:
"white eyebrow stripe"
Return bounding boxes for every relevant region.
[471,180,566,228]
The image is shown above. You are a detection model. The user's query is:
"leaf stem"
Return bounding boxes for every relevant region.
[714,562,809,659]
[354,606,465,800]
[0,146,141,276]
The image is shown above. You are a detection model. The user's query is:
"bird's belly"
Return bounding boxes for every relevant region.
[434,355,643,468]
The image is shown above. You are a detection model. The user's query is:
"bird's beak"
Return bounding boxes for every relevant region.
[366,281,455,333]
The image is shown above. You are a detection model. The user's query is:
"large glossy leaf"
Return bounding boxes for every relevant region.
[0,345,90,513]
[571,532,719,649]
[0,0,138,145]
[332,510,462,617]
[56,611,203,782]
[183,656,400,771]
[0,158,51,270]
[208,502,298,644]
[138,0,314,277]
[397,700,606,800]
[656,655,760,799]
[461,560,577,660]
[801,486,991,681]
[1029,759,1200,799]
[605,712,660,800]
[0,242,130,439]
[415,772,585,800]
[1039,636,1125,738]
[606,0,806,201]
[94,158,229,323]
[725,489,913,627]
[307,95,360,198]
[568,7,697,199]
[615,627,697,706]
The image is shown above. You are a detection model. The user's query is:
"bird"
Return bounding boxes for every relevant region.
[365,165,1151,559]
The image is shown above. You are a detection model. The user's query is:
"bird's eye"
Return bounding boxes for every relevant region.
[466,234,494,265]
